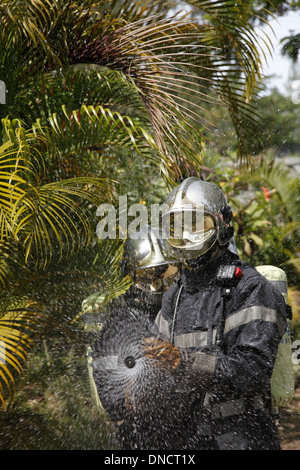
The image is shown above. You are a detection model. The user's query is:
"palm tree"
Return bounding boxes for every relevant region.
[0,0,269,407]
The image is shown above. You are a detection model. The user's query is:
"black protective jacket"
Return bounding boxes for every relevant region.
[154,251,287,450]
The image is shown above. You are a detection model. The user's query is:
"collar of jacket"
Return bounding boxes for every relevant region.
[181,251,239,294]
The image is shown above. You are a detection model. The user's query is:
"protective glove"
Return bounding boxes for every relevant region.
[142,337,180,372]
[176,350,217,388]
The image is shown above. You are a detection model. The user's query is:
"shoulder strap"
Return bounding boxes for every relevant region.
[216,263,245,349]
[170,284,183,345]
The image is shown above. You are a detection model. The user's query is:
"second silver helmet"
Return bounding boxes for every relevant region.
[122,224,180,293]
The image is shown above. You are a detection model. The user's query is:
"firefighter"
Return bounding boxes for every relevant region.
[92,224,185,450]
[143,177,288,450]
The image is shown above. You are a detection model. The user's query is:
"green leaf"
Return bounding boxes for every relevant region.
[0,296,43,409]
[249,231,264,248]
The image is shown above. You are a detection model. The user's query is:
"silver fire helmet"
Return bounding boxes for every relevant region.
[122,224,180,293]
[161,177,234,261]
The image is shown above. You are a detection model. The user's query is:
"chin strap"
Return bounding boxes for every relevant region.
[183,244,228,271]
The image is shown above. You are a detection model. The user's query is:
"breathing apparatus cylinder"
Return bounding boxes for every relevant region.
[255,265,294,408]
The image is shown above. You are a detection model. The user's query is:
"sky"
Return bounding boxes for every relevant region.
[258,9,300,95]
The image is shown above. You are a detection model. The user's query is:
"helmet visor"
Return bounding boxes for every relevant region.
[167,211,216,250]
[134,264,180,292]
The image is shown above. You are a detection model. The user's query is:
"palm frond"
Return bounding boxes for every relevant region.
[14,68,149,130]
[0,118,116,268]
[100,0,269,162]
[0,296,43,409]
[0,0,56,47]
[0,241,25,289]
[13,177,111,267]
[184,0,268,87]
[32,103,163,172]
[65,16,219,177]
[74,238,132,323]
[1,0,270,172]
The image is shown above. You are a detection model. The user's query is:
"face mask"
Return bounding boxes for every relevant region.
[134,264,180,293]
